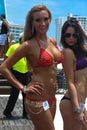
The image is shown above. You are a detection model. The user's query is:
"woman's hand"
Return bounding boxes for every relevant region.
[83,110,87,129]
[74,112,87,127]
[26,82,44,95]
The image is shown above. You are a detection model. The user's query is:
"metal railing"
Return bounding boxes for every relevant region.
[56,69,67,94]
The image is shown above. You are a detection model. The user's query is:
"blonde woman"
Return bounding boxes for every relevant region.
[0,5,64,130]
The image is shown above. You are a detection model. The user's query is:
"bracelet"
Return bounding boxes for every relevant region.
[74,109,83,114]
[74,102,85,114]
[23,86,26,94]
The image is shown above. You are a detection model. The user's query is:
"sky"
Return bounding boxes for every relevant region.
[4,0,87,38]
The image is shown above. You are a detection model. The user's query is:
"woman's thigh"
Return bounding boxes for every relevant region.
[59,100,82,130]
[25,100,56,130]
[50,98,56,119]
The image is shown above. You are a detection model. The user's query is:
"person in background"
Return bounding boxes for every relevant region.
[3,32,31,119]
[0,5,64,130]
[59,18,87,130]
[0,14,10,57]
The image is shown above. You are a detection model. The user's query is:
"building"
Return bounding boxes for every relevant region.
[9,24,24,42]
[55,14,87,46]
[55,17,67,47]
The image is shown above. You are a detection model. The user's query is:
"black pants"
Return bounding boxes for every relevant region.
[4,70,32,116]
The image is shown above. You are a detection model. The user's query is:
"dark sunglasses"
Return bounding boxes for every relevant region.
[34,17,49,23]
[64,33,79,38]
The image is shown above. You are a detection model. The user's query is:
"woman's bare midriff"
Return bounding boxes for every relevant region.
[65,68,87,103]
[26,66,57,101]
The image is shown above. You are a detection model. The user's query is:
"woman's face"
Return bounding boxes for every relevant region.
[64,26,78,46]
[32,10,50,36]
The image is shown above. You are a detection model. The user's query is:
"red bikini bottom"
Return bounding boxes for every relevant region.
[25,96,56,107]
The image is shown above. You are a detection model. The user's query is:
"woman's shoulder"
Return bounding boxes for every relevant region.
[22,39,34,47]
[62,48,75,61]
[21,39,39,55]
[62,48,74,54]
[49,37,56,45]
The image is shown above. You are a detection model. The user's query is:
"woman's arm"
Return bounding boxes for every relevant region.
[62,48,87,125]
[62,48,79,110]
[0,42,43,94]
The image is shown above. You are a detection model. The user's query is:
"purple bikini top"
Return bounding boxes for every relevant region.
[76,58,87,70]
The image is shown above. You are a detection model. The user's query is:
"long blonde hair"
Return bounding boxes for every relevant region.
[23,5,52,41]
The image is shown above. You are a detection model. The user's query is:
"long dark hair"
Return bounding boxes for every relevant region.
[61,18,87,59]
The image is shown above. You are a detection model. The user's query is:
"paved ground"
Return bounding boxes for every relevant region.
[1,94,87,130]
[0,95,34,130]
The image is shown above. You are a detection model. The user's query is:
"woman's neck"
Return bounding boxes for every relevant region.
[35,34,48,41]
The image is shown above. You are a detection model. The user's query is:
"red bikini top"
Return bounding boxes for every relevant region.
[32,38,64,68]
